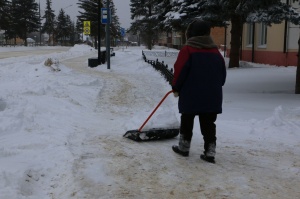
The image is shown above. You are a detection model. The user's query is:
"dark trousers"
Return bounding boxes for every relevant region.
[180,113,217,150]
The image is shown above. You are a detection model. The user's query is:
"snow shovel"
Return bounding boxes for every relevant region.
[123,90,179,141]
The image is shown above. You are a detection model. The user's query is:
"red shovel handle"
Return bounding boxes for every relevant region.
[138,90,174,132]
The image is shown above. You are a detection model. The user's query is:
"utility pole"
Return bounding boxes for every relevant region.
[39,0,41,45]
[98,0,101,64]
[106,0,111,69]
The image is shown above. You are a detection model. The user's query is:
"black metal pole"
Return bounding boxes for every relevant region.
[98,0,101,64]
[252,22,255,63]
[283,0,289,54]
[39,0,41,45]
[106,0,111,69]
[224,25,227,57]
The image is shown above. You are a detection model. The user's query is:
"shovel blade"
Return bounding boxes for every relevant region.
[123,130,143,141]
[123,128,179,142]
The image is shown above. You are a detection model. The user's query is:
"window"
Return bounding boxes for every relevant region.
[173,37,181,45]
[247,23,253,46]
[259,23,267,46]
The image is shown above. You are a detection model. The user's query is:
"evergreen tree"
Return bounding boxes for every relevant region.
[55,9,66,44]
[66,15,75,45]
[77,0,121,47]
[193,0,300,68]
[156,0,300,93]
[41,0,56,45]
[12,0,40,46]
[105,0,121,45]
[0,0,9,30]
[0,0,11,42]
[75,19,83,42]
[0,0,7,12]
[7,0,18,44]
[129,0,159,49]
[78,0,105,47]
[55,9,73,45]
[160,0,200,45]
[153,0,174,31]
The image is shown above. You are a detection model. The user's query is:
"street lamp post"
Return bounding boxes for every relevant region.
[137,30,140,46]
[39,0,41,46]
[106,0,111,69]
[98,0,101,64]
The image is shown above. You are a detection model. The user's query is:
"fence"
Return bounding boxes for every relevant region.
[142,50,175,85]
[142,50,178,58]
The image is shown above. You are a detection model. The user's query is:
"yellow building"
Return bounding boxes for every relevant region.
[226,0,299,66]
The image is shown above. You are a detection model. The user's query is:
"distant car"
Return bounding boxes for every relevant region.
[26,38,36,46]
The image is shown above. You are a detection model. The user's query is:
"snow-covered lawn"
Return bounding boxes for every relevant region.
[0,45,299,199]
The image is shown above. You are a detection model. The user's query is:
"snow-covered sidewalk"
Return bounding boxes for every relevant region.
[0,45,299,199]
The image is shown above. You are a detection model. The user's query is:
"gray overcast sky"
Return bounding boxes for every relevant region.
[38,0,132,29]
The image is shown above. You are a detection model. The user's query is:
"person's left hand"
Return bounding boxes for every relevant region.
[173,92,179,97]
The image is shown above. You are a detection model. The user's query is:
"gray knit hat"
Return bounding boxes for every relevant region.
[186,20,211,39]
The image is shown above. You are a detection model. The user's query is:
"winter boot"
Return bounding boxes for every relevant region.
[200,142,216,163]
[172,134,190,157]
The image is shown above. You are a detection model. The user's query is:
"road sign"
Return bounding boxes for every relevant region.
[120,28,125,37]
[84,21,90,27]
[101,8,107,24]
[83,21,90,35]
[101,8,110,24]
[84,27,90,35]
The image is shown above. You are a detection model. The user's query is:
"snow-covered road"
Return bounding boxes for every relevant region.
[0,46,71,59]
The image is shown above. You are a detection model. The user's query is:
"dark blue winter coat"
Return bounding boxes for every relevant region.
[172,36,226,114]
